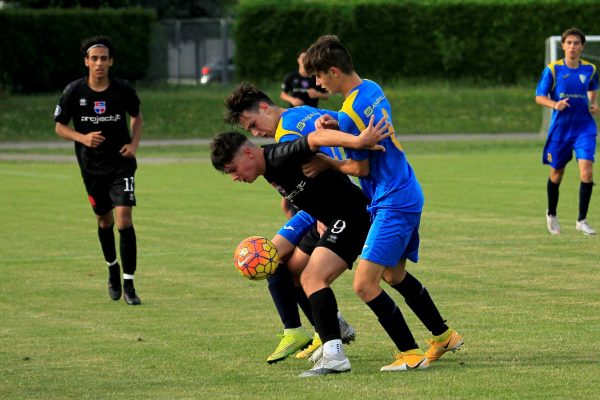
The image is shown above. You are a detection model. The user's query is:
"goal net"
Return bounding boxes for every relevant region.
[541,35,600,133]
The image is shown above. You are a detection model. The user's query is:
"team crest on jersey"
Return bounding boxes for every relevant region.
[580,74,586,84]
[94,101,106,114]
[79,98,87,106]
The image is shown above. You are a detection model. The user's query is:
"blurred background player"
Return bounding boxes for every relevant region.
[53,36,143,305]
[224,83,354,363]
[280,50,329,108]
[535,27,598,236]
[303,34,463,371]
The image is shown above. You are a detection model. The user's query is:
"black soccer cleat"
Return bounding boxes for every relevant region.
[108,263,122,301]
[123,281,142,305]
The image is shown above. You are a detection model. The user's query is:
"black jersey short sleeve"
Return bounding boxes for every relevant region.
[54,79,83,125]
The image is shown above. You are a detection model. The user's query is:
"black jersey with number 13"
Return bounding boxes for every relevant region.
[54,77,140,176]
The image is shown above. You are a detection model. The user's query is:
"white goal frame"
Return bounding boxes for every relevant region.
[541,35,600,134]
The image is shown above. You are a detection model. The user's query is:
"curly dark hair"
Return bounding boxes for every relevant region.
[210,131,250,172]
[81,36,114,58]
[223,82,274,126]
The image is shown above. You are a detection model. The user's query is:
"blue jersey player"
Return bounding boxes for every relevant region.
[536,27,599,236]
[223,83,356,364]
[303,35,463,372]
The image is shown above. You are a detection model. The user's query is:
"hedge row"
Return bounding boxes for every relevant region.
[234,0,600,84]
[0,8,155,92]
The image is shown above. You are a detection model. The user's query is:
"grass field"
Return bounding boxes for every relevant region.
[1,139,599,399]
[0,81,542,141]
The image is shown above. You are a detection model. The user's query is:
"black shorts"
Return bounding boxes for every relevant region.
[297,225,320,255]
[82,168,137,215]
[316,214,371,269]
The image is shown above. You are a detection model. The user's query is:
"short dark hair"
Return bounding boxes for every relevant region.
[210,131,250,172]
[81,36,115,58]
[224,82,274,125]
[561,27,586,45]
[304,35,355,75]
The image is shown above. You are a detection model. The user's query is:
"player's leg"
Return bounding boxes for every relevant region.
[544,140,570,235]
[574,135,596,234]
[264,234,312,363]
[298,217,368,377]
[292,228,356,360]
[83,173,121,301]
[355,209,429,371]
[298,246,350,377]
[112,169,140,305]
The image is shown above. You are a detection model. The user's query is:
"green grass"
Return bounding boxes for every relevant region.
[0,81,542,141]
[1,140,599,399]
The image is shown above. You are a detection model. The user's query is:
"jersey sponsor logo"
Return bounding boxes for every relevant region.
[54,105,61,117]
[80,114,122,124]
[580,74,586,84]
[296,111,320,132]
[94,101,106,114]
[363,95,386,118]
[285,180,307,201]
[79,98,87,106]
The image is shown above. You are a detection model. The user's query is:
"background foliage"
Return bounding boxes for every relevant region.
[0,8,155,92]
[235,0,600,84]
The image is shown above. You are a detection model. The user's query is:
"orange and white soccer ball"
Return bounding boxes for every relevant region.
[233,236,279,280]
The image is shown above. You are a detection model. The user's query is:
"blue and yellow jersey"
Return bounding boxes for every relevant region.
[274,105,344,240]
[338,79,423,212]
[536,59,599,142]
[275,105,344,159]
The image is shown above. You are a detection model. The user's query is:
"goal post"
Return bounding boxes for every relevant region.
[541,35,600,134]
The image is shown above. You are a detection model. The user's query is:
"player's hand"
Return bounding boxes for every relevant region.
[307,88,320,98]
[554,98,570,111]
[119,143,138,158]
[316,221,327,236]
[315,114,339,130]
[291,97,305,107]
[302,154,330,178]
[80,131,105,148]
[590,103,600,115]
[355,115,392,151]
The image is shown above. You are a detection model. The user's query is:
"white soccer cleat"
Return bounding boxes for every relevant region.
[546,211,561,235]
[298,353,351,377]
[576,219,596,235]
[308,345,324,364]
[338,311,356,344]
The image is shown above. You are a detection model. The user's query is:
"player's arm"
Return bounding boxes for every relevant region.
[588,90,599,115]
[120,112,143,158]
[535,95,570,111]
[280,90,304,107]
[303,153,369,177]
[307,88,329,100]
[55,122,104,148]
[307,115,390,151]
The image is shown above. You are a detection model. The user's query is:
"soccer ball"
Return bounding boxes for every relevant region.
[233,236,279,280]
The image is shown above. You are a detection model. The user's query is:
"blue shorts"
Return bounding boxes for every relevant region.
[361,209,420,267]
[543,135,597,169]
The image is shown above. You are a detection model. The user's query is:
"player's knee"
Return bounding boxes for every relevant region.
[353,280,375,302]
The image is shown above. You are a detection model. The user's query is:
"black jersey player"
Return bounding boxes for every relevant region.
[210,128,388,377]
[53,36,143,305]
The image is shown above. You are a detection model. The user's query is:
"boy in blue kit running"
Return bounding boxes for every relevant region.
[224,83,356,364]
[303,35,463,371]
[535,27,599,236]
